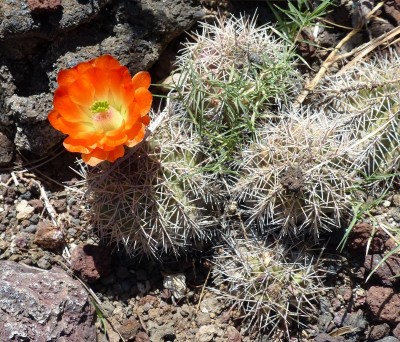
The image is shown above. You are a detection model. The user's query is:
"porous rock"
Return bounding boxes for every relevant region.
[27,0,62,13]
[0,260,96,341]
[366,286,400,325]
[70,244,112,283]
[0,131,14,166]
[34,220,64,250]
[347,222,389,253]
[364,254,400,286]
[368,323,391,340]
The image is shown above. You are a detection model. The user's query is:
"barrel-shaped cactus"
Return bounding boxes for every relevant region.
[82,108,220,258]
[172,15,300,169]
[318,51,400,175]
[232,107,363,238]
[212,238,325,338]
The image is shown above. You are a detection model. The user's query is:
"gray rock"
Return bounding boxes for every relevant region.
[376,337,400,342]
[0,131,14,166]
[0,260,96,341]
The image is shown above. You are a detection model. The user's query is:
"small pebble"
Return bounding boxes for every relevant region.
[383,200,391,207]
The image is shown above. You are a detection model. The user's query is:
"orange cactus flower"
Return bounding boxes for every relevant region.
[48,55,152,166]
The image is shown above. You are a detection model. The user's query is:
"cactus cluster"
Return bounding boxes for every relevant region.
[212,238,325,339]
[70,12,400,339]
[173,15,301,168]
[82,106,220,258]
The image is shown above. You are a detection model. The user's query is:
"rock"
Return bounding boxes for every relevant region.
[384,0,400,26]
[368,323,391,340]
[195,325,217,342]
[226,326,241,342]
[14,232,31,250]
[34,220,64,250]
[366,286,400,325]
[70,244,112,283]
[393,194,400,207]
[0,131,13,166]
[135,331,151,342]
[375,337,400,342]
[27,0,62,13]
[118,318,141,340]
[393,323,400,340]
[151,326,176,342]
[28,198,44,212]
[364,254,400,286]
[0,260,96,341]
[15,199,35,220]
[314,333,346,342]
[9,93,65,154]
[347,222,388,253]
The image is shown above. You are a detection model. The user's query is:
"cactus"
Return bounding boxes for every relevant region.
[317,51,400,176]
[80,106,221,258]
[212,238,325,338]
[231,106,364,238]
[172,15,301,170]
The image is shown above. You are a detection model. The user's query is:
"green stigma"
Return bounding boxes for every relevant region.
[91,100,110,113]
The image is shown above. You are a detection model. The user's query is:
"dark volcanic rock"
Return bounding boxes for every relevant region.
[0,131,14,166]
[0,260,96,341]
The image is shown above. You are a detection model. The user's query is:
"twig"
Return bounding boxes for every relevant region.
[295,1,384,106]
[195,266,212,314]
[336,25,400,76]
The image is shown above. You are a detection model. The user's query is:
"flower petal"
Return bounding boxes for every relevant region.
[134,88,153,116]
[63,136,94,154]
[93,55,122,71]
[131,71,151,89]
[68,78,95,107]
[107,145,125,162]
[81,148,110,166]
[125,121,146,147]
[53,95,91,123]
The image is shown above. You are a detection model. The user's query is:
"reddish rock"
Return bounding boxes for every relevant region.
[347,222,388,253]
[28,199,44,212]
[70,244,111,283]
[364,254,400,286]
[135,331,151,342]
[34,220,64,250]
[118,318,141,340]
[0,260,96,341]
[226,326,242,342]
[27,0,62,12]
[366,286,400,325]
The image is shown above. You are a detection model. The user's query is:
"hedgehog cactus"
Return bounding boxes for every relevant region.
[82,107,220,258]
[173,15,300,168]
[232,107,364,238]
[212,238,325,338]
[318,51,400,175]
